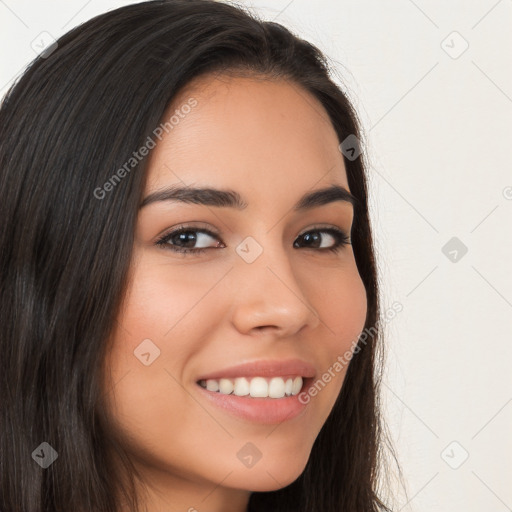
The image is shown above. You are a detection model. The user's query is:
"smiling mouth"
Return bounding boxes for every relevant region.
[197,375,307,399]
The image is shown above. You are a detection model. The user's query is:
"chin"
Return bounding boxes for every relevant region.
[228,452,310,492]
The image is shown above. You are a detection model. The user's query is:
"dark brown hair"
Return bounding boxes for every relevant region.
[0,1,398,510]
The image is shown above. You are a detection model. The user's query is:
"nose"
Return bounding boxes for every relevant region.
[228,242,321,338]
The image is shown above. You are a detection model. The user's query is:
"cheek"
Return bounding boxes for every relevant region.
[104,259,231,437]
[114,256,232,372]
[119,260,212,338]
[102,261,228,473]
[299,264,368,410]
[312,263,368,353]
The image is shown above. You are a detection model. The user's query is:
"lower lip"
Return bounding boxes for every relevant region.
[195,379,312,424]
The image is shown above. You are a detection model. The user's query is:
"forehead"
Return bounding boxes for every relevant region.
[144,73,349,202]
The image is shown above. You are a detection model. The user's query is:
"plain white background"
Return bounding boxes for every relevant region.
[1,1,511,510]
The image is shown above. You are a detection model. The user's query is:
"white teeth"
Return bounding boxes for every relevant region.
[249,377,268,397]
[292,376,302,395]
[218,378,234,394]
[285,378,293,396]
[206,379,219,392]
[199,376,304,398]
[233,377,250,396]
[268,377,285,398]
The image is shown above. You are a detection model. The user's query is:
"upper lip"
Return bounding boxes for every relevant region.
[196,358,316,381]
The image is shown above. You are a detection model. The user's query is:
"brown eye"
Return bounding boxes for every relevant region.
[294,228,350,253]
[156,227,224,254]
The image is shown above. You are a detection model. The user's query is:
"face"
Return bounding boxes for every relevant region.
[103,73,368,511]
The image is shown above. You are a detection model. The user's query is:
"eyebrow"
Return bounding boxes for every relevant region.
[139,183,358,211]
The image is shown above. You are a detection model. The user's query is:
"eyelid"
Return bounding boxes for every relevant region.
[156,222,350,242]
[297,222,350,236]
[154,221,219,241]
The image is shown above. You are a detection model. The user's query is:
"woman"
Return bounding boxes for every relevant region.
[0,1,398,510]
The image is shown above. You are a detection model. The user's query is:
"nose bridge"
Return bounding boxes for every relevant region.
[228,232,320,335]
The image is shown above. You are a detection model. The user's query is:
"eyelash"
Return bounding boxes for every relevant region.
[155,224,351,256]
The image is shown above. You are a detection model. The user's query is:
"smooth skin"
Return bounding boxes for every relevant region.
[103,73,368,512]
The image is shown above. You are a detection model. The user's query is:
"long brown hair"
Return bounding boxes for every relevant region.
[0,1,398,510]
